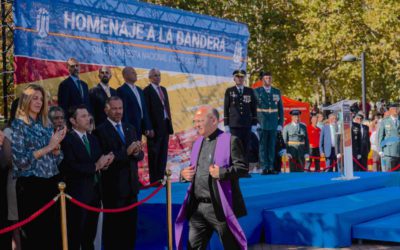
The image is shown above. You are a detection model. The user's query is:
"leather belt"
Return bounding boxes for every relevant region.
[257,108,278,113]
[196,197,212,203]
[288,141,305,145]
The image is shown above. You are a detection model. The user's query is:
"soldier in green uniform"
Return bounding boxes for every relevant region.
[254,71,284,175]
[282,110,310,172]
[377,103,400,171]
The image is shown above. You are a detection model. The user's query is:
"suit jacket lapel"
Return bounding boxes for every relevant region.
[97,85,108,99]
[71,130,91,158]
[150,85,163,106]
[123,123,135,145]
[105,120,125,145]
[125,84,141,114]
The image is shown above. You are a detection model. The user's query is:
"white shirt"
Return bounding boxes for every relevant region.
[151,83,168,119]
[236,85,244,93]
[264,86,271,93]
[73,128,88,145]
[107,117,125,137]
[391,116,398,127]
[126,83,143,118]
[99,82,111,97]
[329,124,336,148]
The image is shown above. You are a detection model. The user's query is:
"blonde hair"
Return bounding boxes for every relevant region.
[16,84,49,126]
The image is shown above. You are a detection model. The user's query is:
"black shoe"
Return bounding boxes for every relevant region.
[261,169,272,175]
[271,170,280,175]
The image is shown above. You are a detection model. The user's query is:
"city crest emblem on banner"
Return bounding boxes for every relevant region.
[232,41,243,69]
[36,8,49,38]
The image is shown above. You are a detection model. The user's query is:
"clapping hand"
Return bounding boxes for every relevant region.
[49,126,67,150]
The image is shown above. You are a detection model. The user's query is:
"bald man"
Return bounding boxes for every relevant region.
[117,66,153,139]
[175,106,248,250]
[58,57,92,121]
[89,66,117,126]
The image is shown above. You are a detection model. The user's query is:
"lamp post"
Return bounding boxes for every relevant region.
[342,52,367,115]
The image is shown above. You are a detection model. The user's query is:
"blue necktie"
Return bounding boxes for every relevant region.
[115,124,126,144]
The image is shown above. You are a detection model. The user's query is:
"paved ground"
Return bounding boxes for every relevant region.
[249,241,400,250]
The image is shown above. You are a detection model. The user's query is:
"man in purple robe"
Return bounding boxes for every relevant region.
[175,106,248,250]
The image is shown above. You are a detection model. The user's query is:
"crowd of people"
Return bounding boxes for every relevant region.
[0,58,173,250]
[0,59,399,249]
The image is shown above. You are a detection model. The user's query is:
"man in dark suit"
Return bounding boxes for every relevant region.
[143,68,173,182]
[89,66,117,127]
[224,70,257,164]
[175,106,248,250]
[95,96,144,250]
[60,105,114,250]
[117,66,153,139]
[352,112,371,171]
[58,58,92,121]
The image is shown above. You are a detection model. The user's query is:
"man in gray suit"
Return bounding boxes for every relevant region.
[319,113,341,172]
[377,103,400,171]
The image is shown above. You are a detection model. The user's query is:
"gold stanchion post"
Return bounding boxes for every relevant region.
[58,182,69,250]
[165,170,173,250]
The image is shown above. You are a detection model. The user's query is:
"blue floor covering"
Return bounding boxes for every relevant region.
[137,172,400,249]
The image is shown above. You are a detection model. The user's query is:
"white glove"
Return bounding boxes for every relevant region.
[287,153,292,159]
[279,149,286,156]
[379,152,384,157]
[357,154,362,159]
[252,131,260,141]
[251,125,257,133]
[337,153,342,159]
[277,125,283,131]
[224,126,230,133]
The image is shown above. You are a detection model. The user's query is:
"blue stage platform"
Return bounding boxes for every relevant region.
[136,172,400,249]
[353,213,400,243]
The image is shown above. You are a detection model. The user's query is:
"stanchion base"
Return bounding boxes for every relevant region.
[331,176,360,181]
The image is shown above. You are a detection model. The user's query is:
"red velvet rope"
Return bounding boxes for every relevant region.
[0,196,59,235]
[389,163,400,172]
[352,156,370,171]
[68,184,164,213]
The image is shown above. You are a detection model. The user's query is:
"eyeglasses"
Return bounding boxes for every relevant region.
[193,119,205,124]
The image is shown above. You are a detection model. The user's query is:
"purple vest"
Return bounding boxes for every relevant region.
[175,132,247,249]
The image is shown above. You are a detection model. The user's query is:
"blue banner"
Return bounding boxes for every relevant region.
[14,0,249,77]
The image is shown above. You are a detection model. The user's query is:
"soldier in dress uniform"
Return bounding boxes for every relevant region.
[282,110,310,172]
[224,70,258,166]
[377,103,400,171]
[352,112,370,171]
[254,71,284,175]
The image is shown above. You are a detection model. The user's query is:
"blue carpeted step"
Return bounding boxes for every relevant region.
[353,213,400,243]
[263,186,400,248]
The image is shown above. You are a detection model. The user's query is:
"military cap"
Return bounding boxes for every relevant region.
[290,110,301,116]
[259,71,272,79]
[233,69,246,77]
[388,103,399,108]
[355,112,364,119]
